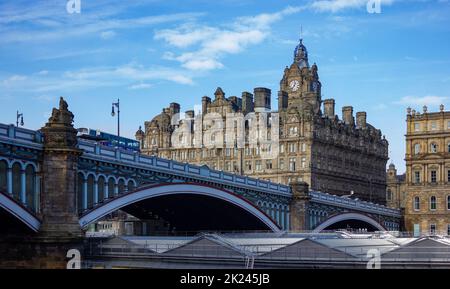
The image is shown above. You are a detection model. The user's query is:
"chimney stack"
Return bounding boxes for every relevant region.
[254,87,271,112]
[241,92,254,115]
[202,96,211,114]
[356,112,367,129]
[323,99,335,118]
[342,106,354,126]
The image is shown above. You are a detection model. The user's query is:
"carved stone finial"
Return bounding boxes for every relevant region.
[41,97,78,149]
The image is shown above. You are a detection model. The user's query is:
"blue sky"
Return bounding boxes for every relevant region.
[1,0,450,173]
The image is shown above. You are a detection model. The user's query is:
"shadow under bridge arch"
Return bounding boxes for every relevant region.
[79,183,280,233]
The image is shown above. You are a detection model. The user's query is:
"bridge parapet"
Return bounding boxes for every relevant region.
[0,123,43,146]
[309,191,401,218]
[78,139,291,197]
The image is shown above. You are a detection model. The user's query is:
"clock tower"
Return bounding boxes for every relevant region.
[279,39,322,114]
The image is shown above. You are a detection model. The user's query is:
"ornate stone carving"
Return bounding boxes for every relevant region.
[41,97,78,149]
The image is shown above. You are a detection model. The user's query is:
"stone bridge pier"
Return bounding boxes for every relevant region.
[0,98,84,268]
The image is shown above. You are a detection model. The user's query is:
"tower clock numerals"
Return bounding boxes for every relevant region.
[289,80,300,92]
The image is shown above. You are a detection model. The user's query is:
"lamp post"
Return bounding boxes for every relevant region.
[111,99,120,138]
[16,111,24,127]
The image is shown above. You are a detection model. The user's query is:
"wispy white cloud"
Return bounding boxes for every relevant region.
[100,30,116,40]
[155,6,305,71]
[0,6,204,44]
[0,63,194,93]
[37,70,49,75]
[311,0,395,13]
[395,95,449,106]
[2,75,27,86]
[128,82,152,90]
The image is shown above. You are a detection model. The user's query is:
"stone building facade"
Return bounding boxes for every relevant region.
[388,105,450,235]
[136,40,389,204]
[386,163,406,209]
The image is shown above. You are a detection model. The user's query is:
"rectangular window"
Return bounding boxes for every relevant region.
[245,147,251,156]
[301,157,306,169]
[280,144,284,154]
[448,120,450,129]
[431,121,437,130]
[413,224,420,237]
[279,159,284,170]
[448,170,450,182]
[225,161,231,171]
[414,123,420,132]
[448,225,450,236]
[431,170,437,183]
[447,196,450,210]
[245,161,252,171]
[289,143,296,153]
[289,158,296,172]
[265,160,272,170]
[255,160,262,171]
[430,224,436,236]
[414,171,421,184]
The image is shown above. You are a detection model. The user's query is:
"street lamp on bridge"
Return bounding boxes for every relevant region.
[111,99,120,138]
[16,110,24,127]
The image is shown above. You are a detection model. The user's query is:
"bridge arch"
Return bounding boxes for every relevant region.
[313,212,386,233]
[0,192,40,232]
[79,183,281,232]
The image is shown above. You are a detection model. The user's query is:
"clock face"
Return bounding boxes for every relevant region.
[289,80,300,92]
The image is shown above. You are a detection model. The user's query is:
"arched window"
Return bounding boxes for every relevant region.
[127,180,135,192]
[414,143,420,155]
[430,196,437,210]
[414,196,420,211]
[12,163,22,201]
[431,143,438,153]
[108,178,115,197]
[0,160,7,193]
[118,179,126,194]
[25,165,36,210]
[97,176,105,203]
[87,175,95,208]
